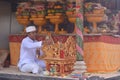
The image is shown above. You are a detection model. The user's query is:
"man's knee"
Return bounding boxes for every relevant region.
[32,64,40,73]
[40,62,46,68]
[38,60,46,68]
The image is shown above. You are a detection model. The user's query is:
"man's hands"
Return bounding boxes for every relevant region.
[36,48,46,59]
[42,39,53,46]
[36,48,40,58]
[42,41,46,46]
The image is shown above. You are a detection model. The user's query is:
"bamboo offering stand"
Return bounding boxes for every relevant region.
[84,3,106,33]
[30,15,47,34]
[68,17,76,33]
[66,11,76,33]
[16,16,29,34]
[46,14,64,34]
[85,14,104,33]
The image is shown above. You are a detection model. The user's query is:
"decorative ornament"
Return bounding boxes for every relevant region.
[76,0,84,60]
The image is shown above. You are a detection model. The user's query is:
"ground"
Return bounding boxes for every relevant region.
[0,66,120,80]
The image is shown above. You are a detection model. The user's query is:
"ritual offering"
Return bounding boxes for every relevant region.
[16,2,30,33]
[41,34,76,76]
[84,3,107,33]
[15,0,77,76]
[66,1,76,33]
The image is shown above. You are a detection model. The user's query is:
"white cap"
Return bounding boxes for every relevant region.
[26,26,36,33]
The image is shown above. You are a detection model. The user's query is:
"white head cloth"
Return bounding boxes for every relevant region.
[26,26,36,33]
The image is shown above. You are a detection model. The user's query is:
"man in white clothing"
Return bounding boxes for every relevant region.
[18,25,46,74]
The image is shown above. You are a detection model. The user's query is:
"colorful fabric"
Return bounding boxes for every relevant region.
[84,35,120,44]
[84,35,120,73]
[76,0,84,60]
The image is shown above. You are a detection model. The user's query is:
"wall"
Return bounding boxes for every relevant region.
[0,1,23,49]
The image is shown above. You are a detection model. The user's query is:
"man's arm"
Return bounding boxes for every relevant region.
[22,40,42,49]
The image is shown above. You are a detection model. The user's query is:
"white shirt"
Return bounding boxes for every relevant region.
[17,36,43,68]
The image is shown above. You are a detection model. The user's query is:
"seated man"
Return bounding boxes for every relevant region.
[17,25,46,74]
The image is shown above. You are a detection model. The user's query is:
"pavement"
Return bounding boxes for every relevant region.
[0,66,120,80]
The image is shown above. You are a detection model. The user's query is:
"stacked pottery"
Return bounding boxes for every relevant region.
[72,61,87,74]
